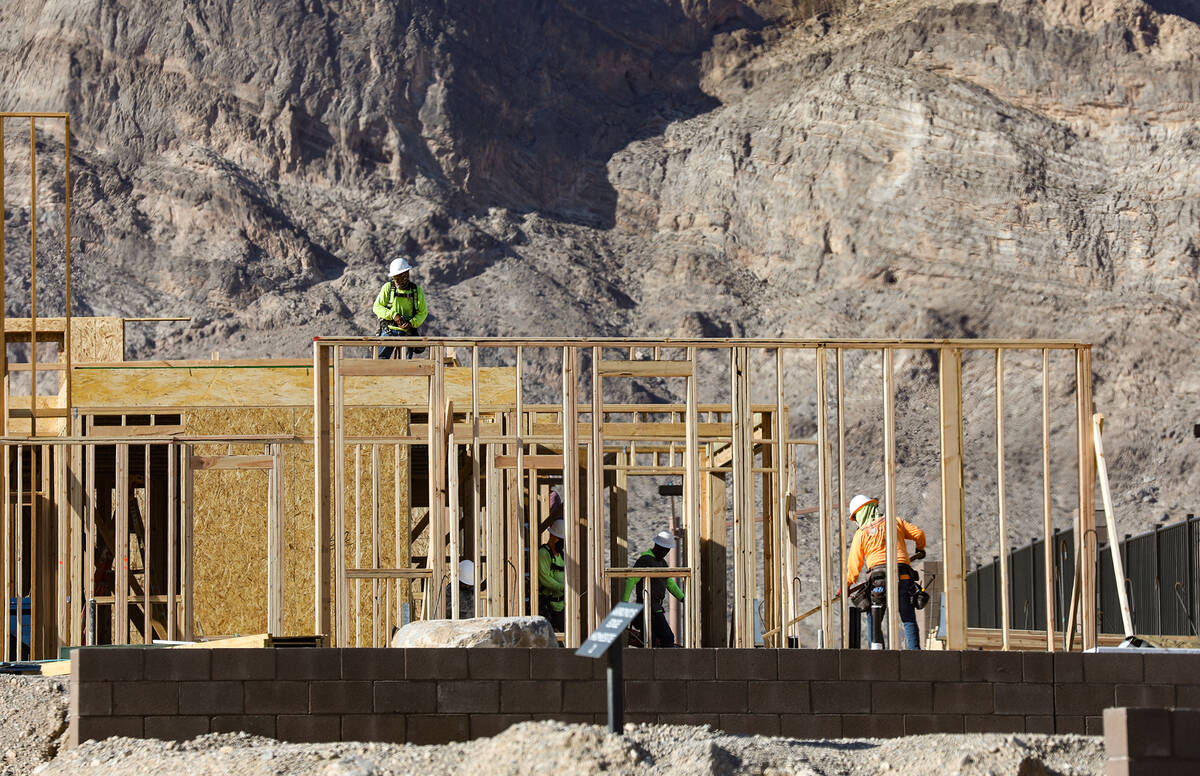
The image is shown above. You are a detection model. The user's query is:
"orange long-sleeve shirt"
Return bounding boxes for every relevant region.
[846,517,926,587]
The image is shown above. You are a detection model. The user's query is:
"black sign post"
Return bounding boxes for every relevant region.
[575,601,643,733]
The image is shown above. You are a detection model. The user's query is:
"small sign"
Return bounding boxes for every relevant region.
[575,602,643,659]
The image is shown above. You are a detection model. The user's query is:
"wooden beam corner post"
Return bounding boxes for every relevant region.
[313,340,332,638]
[561,347,582,647]
[684,346,701,647]
[938,347,968,650]
[1076,346,1097,651]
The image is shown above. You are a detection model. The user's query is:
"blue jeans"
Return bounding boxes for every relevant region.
[867,584,921,649]
[377,326,423,359]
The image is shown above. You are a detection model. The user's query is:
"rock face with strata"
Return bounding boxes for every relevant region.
[390,616,558,648]
[0,0,1197,575]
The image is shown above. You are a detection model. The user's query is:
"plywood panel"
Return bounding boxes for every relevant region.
[182,405,410,640]
[72,366,515,410]
[70,318,123,362]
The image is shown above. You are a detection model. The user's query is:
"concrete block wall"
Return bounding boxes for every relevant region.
[69,648,1200,746]
[1104,707,1200,775]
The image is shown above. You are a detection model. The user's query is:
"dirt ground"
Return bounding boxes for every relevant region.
[2,675,1107,776]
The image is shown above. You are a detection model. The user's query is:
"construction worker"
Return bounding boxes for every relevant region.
[624,531,685,647]
[373,257,428,359]
[845,494,926,650]
[537,518,566,631]
[443,559,475,619]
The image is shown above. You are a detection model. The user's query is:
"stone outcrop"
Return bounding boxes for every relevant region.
[390,616,558,648]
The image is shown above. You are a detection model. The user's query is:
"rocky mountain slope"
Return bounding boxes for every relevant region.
[0,0,1198,577]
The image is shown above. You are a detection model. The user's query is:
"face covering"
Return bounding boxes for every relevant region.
[855,501,879,528]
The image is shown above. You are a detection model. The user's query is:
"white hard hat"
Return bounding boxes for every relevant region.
[653,530,675,549]
[848,494,878,519]
[549,519,566,539]
[389,257,413,276]
[458,559,475,586]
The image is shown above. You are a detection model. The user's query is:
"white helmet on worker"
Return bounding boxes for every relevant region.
[653,530,675,549]
[848,494,877,520]
[388,257,413,277]
[549,519,566,539]
[458,559,475,587]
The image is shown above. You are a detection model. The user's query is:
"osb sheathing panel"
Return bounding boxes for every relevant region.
[72,366,516,410]
[184,406,410,639]
[4,317,123,361]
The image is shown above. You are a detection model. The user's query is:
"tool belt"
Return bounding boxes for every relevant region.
[860,564,923,610]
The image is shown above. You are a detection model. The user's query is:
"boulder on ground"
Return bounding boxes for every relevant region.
[390,616,557,647]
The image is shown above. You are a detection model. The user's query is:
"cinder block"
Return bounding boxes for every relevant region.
[1056,715,1086,734]
[750,680,811,714]
[626,681,679,713]
[778,649,839,681]
[993,683,1053,716]
[1176,685,1200,707]
[276,714,341,743]
[341,648,405,680]
[375,680,436,713]
[1022,652,1054,683]
[468,648,530,680]
[342,714,407,743]
[1052,652,1084,683]
[243,680,309,714]
[810,681,871,714]
[1142,653,1200,684]
[780,713,842,739]
[964,714,1023,733]
[687,681,747,714]
[145,649,211,681]
[310,681,374,713]
[469,714,531,739]
[899,651,960,682]
[840,650,899,681]
[621,649,654,680]
[1114,683,1174,708]
[178,680,244,715]
[531,649,596,681]
[407,714,470,744]
[145,715,210,741]
[437,680,499,713]
[211,649,275,681]
[1086,715,1104,735]
[70,682,112,717]
[843,714,904,738]
[561,680,604,714]
[1083,653,1143,684]
[501,680,562,713]
[406,649,469,680]
[872,682,932,714]
[1025,715,1055,734]
[932,682,993,715]
[1173,708,1200,758]
[961,651,1022,682]
[1054,683,1116,715]
[76,715,144,742]
[655,649,715,680]
[716,649,777,680]
[211,715,276,737]
[904,714,964,734]
[75,647,145,682]
[718,713,780,736]
[1104,707,1172,759]
[112,680,179,715]
[275,648,342,680]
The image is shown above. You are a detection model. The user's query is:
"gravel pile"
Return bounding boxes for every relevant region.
[0,675,69,774]
[38,721,1105,776]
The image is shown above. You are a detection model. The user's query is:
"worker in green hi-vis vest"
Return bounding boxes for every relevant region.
[537,514,566,632]
[624,531,684,647]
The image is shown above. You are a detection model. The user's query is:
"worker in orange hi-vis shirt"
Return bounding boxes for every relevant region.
[845,495,927,650]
